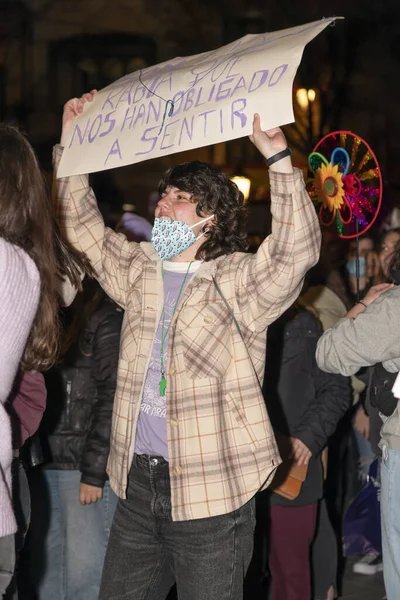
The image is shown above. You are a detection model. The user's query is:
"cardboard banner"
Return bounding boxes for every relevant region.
[57,17,341,177]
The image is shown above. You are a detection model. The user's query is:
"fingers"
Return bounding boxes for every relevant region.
[291,440,311,465]
[66,91,96,118]
[249,113,260,144]
[80,492,100,505]
[79,485,102,505]
[264,127,282,137]
[82,91,96,103]
[374,283,394,292]
[252,113,261,132]
[296,450,311,465]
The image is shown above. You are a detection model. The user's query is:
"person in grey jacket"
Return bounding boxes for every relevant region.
[315,281,399,600]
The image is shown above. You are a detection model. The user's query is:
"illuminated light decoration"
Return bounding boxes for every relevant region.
[359,168,380,181]
[358,151,372,172]
[296,88,316,109]
[349,137,362,172]
[231,174,251,202]
[307,131,382,239]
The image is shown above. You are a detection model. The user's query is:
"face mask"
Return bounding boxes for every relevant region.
[345,257,366,278]
[151,215,214,261]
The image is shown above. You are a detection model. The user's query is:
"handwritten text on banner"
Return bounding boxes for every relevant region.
[57,17,340,177]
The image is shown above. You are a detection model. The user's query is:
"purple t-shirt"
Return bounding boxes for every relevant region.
[135,263,196,460]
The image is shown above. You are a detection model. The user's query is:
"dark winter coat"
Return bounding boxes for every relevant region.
[41,295,122,488]
[263,306,351,506]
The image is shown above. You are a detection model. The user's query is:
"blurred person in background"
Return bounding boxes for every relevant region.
[316,268,400,599]
[352,228,400,470]
[0,123,61,597]
[26,280,122,600]
[344,235,378,305]
[263,302,350,600]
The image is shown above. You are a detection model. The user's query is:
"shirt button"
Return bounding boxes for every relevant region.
[169,367,176,375]
[170,418,179,428]
[174,466,182,475]
[203,315,213,324]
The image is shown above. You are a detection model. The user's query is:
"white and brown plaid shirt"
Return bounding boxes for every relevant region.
[53,146,321,521]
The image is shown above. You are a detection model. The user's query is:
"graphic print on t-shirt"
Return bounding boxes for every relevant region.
[135,269,193,460]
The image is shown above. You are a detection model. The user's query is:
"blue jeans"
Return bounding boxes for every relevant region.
[28,469,118,600]
[380,445,400,599]
[99,454,256,600]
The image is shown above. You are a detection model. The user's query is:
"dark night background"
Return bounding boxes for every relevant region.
[0,0,399,228]
[2,2,394,597]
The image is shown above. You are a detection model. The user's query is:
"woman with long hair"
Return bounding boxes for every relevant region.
[0,122,95,599]
[0,123,59,594]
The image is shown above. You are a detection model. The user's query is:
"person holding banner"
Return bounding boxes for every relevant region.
[53,90,321,600]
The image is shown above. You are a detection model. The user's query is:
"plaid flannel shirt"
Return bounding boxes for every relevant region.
[53,145,321,521]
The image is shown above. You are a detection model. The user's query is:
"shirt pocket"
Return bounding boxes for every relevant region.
[177,302,232,379]
[225,392,258,452]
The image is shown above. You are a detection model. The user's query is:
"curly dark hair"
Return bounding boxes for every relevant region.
[158,161,248,261]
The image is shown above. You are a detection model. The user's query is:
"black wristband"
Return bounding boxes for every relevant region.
[265,147,292,167]
[358,300,367,309]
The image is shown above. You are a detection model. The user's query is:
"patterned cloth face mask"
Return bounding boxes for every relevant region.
[151,215,214,261]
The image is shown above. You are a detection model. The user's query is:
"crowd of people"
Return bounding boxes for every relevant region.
[0,89,399,600]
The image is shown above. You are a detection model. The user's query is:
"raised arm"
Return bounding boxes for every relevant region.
[316,284,400,376]
[236,115,321,329]
[53,91,145,308]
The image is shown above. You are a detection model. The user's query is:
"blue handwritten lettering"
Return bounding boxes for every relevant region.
[121,106,137,131]
[231,98,247,129]
[88,115,102,143]
[115,85,133,109]
[135,126,159,156]
[215,77,235,102]
[183,89,196,113]
[160,119,179,150]
[133,103,146,128]
[102,87,123,111]
[226,57,242,79]
[148,73,173,98]
[248,70,269,93]
[171,91,184,116]
[178,116,195,145]
[194,87,207,108]
[104,139,123,165]
[208,84,216,102]
[146,100,162,124]
[268,64,288,86]
[132,84,146,105]
[99,111,116,138]
[198,110,216,137]
[68,119,91,148]
[231,76,247,97]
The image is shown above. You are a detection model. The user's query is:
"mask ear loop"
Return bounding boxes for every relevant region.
[200,224,211,236]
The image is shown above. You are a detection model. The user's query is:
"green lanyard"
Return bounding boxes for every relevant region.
[159,261,193,396]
